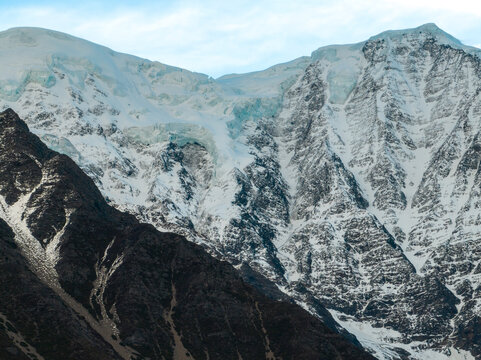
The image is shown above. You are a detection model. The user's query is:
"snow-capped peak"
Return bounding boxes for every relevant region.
[1,24,481,359]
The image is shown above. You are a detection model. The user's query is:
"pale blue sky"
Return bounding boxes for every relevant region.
[0,0,480,77]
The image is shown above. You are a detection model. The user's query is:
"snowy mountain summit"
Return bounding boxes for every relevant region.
[1,23,481,359]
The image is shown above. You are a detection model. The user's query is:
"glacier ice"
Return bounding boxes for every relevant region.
[124,123,218,162]
[41,134,82,163]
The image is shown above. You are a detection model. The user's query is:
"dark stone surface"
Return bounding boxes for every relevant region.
[0,330,31,360]
[0,218,121,360]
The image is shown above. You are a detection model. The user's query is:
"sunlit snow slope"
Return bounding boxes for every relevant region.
[1,24,481,359]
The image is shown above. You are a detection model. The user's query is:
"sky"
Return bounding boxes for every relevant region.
[0,0,480,78]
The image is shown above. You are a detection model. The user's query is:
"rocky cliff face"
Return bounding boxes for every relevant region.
[1,23,481,359]
[0,109,374,359]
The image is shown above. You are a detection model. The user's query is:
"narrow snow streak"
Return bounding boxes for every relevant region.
[164,279,193,360]
[254,301,277,360]
[91,236,125,339]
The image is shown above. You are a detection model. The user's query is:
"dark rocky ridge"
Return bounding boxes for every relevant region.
[0,108,374,359]
[0,218,122,360]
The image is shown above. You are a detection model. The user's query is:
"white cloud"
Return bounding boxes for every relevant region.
[384,0,481,16]
[0,1,480,77]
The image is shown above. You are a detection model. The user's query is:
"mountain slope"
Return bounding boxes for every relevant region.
[1,24,481,359]
[0,108,374,359]
[276,25,481,358]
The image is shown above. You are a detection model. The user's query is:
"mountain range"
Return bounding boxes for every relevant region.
[0,23,480,359]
